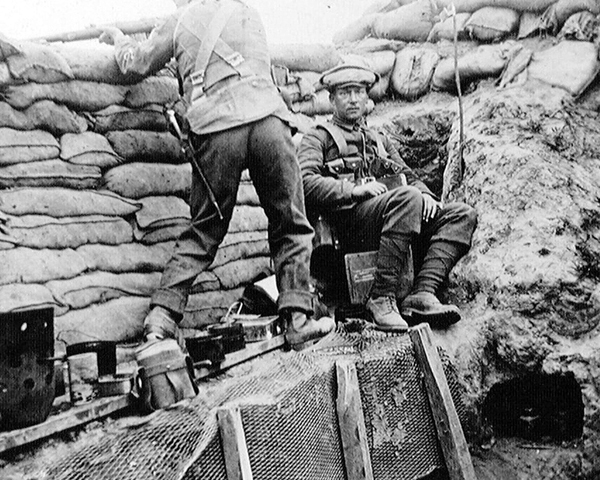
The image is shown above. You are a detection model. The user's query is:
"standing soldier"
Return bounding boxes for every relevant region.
[100,0,335,351]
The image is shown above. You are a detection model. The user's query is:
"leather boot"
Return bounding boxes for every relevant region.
[283,311,336,351]
[365,295,409,332]
[400,291,460,327]
[144,306,188,353]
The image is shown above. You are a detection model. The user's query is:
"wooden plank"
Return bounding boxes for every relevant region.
[217,407,253,480]
[194,335,285,381]
[409,324,477,480]
[335,360,374,480]
[0,394,133,454]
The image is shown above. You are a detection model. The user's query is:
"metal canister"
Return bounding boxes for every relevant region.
[66,341,116,406]
[0,307,56,430]
[135,339,198,412]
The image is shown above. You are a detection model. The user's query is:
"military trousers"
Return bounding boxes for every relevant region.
[151,115,315,318]
[333,186,477,297]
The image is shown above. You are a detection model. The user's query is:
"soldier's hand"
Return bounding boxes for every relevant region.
[351,181,388,201]
[422,194,440,223]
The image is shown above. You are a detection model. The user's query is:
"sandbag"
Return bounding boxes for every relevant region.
[277,75,317,103]
[541,0,600,33]
[0,100,88,136]
[5,214,133,249]
[106,130,184,163]
[135,196,191,230]
[446,0,558,13]
[182,287,245,328]
[229,205,269,232]
[333,13,383,44]
[293,89,335,116]
[528,40,600,97]
[60,132,122,168]
[0,247,87,285]
[369,72,392,100]
[372,0,439,41]
[338,38,406,54]
[90,104,169,133]
[497,45,533,89]
[236,181,260,206]
[55,296,148,345]
[341,50,397,76]
[2,80,128,111]
[464,7,521,42]
[0,187,141,217]
[133,223,188,244]
[0,33,22,62]
[427,13,473,41]
[211,230,269,268]
[191,271,220,294]
[270,44,343,73]
[392,47,440,99]
[213,256,271,290]
[432,42,516,91]
[49,43,137,85]
[0,283,66,316]
[518,11,546,38]
[123,76,180,108]
[0,159,102,189]
[46,271,161,311]
[364,0,414,15]
[103,162,192,199]
[0,128,59,165]
[558,10,597,40]
[5,42,74,84]
[77,241,174,273]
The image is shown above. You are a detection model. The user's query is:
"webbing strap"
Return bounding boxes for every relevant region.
[317,123,352,157]
[318,122,389,158]
[193,2,238,88]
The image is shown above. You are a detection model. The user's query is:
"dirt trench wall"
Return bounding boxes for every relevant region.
[434,78,600,477]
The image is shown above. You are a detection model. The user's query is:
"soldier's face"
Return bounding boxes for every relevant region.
[330,85,369,122]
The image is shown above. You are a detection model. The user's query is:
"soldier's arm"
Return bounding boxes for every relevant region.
[101,15,177,80]
[297,128,355,210]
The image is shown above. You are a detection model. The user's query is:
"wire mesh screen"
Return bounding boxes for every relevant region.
[41,324,468,480]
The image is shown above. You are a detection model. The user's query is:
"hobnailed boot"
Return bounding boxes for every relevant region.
[400,291,461,327]
[365,295,409,332]
[144,306,188,353]
[284,311,336,351]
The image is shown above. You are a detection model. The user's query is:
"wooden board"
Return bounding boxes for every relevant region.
[217,407,254,480]
[335,360,374,480]
[0,394,133,453]
[409,324,477,480]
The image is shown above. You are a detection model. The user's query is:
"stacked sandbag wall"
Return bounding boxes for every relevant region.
[296,0,600,102]
[0,40,270,353]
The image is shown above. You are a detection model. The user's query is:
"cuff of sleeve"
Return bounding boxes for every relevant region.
[341,180,355,204]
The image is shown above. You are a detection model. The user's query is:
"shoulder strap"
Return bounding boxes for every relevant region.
[316,122,351,157]
[373,130,388,158]
[189,2,240,92]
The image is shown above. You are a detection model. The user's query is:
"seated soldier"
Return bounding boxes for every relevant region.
[297,64,477,331]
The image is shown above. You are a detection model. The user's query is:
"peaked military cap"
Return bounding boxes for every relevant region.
[319,64,380,91]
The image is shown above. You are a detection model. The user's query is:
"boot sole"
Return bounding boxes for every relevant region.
[365,310,409,333]
[402,308,461,328]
